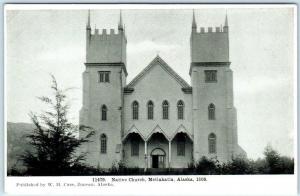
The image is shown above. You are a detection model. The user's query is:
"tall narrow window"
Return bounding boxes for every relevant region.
[162,100,169,119]
[147,101,154,120]
[101,105,107,121]
[177,136,186,156]
[208,133,216,154]
[177,100,184,120]
[100,134,107,154]
[205,70,217,82]
[104,72,110,82]
[132,101,139,120]
[208,103,215,120]
[131,140,139,156]
[98,71,110,83]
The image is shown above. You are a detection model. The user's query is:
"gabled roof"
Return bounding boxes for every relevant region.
[126,55,190,88]
[122,125,146,141]
[146,124,170,141]
[171,124,194,141]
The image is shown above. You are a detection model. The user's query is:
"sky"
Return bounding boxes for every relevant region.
[5,5,296,159]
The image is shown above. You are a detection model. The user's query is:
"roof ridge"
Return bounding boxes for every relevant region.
[156,57,190,88]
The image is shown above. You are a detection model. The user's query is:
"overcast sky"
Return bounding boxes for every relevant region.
[6,5,295,159]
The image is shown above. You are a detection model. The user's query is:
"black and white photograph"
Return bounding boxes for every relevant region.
[4,4,297,195]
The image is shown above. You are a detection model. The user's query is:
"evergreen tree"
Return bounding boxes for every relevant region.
[21,76,94,176]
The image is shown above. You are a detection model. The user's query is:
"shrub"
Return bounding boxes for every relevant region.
[194,156,220,175]
[221,157,254,174]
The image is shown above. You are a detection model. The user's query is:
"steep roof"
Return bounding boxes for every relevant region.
[126,55,190,88]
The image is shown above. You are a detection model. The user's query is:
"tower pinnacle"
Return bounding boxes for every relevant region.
[223,12,229,32]
[86,10,91,29]
[118,10,124,31]
[225,13,228,27]
[192,10,197,29]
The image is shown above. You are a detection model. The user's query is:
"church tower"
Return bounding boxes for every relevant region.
[79,11,127,168]
[190,12,241,162]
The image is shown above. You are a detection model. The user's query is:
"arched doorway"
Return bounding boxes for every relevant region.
[151,148,166,168]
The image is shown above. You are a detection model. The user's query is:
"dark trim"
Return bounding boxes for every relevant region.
[191,62,231,66]
[85,62,128,76]
[124,87,134,94]
[189,62,230,75]
[181,87,192,94]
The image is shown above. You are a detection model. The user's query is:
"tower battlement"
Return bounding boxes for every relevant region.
[91,28,125,36]
[194,26,228,34]
[190,13,229,63]
[85,12,127,65]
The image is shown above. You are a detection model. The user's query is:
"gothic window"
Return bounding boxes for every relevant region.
[132,101,139,120]
[131,140,139,156]
[208,103,215,120]
[101,105,107,121]
[177,100,184,120]
[147,101,154,120]
[208,133,216,154]
[177,136,185,156]
[205,70,217,82]
[162,100,169,119]
[100,134,107,154]
[98,71,110,83]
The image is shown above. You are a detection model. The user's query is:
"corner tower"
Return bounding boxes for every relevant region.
[190,12,245,162]
[80,10,127,168]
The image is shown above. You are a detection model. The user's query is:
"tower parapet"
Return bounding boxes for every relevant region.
[195,26,226,33]
[85,11,127,66]
[190,13,229,67]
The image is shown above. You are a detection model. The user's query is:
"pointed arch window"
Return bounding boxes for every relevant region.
[177,100,184,120]
[147,101,154,120]
[101,105,107,121]
[208,133,216,154]
[162,100,169,119]
[132,101,139,120]
[100,134,107,154]
[208,103,215,120]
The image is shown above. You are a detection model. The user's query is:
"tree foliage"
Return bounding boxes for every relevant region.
[20,75,94,176]
[262,145,294,174]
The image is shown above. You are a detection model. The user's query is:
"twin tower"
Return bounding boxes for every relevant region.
[80,10,245,168]
[85,11,229,65]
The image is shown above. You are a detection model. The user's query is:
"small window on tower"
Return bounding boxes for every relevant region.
[205,70,217,82]
[98,71,110,83]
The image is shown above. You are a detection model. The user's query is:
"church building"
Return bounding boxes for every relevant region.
[79,11,246,169]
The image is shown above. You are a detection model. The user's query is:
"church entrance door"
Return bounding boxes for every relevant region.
[151,148,166,168]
